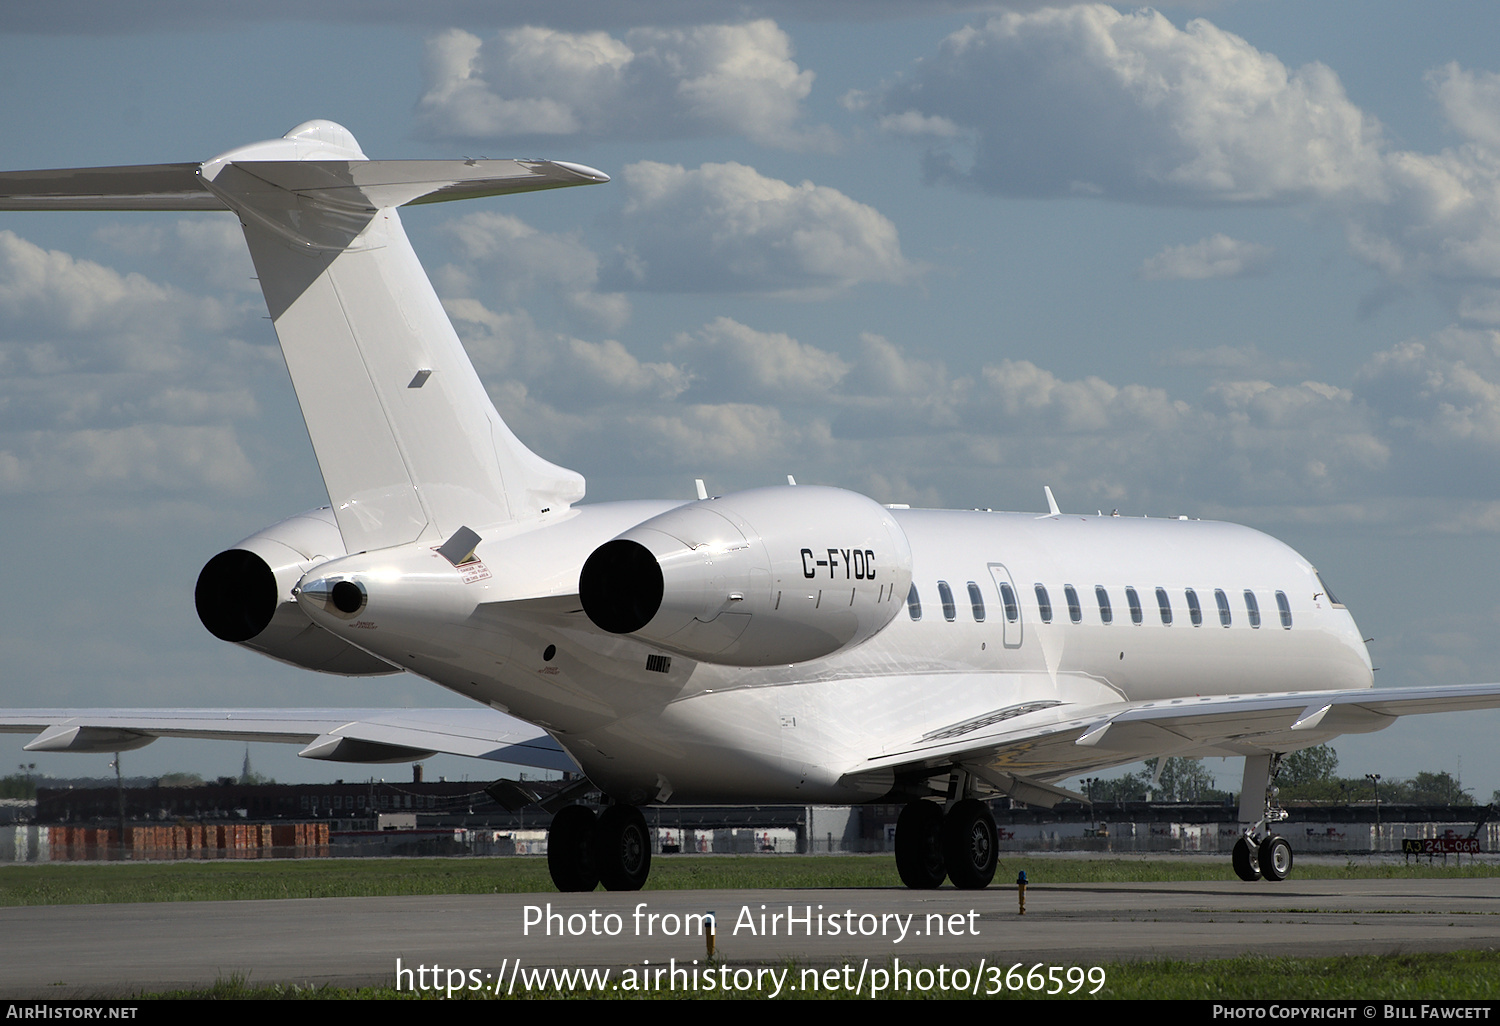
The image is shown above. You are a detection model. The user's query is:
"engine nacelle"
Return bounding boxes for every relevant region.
[579,486,913,666]
[194,507,398,676]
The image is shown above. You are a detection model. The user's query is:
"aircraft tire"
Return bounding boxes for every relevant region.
[895,800,947,889]
[547,804,600,892]
[594,804,652,891]
[941,798,998,890]
[1231,837,1262,881]
[1258,834,1293,881]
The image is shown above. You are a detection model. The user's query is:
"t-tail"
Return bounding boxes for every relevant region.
[0,120,608,553]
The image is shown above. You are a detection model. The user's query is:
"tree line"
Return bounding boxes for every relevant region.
[1081,747,1491,806]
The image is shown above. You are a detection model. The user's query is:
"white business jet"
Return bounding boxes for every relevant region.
[4,121,1499,892]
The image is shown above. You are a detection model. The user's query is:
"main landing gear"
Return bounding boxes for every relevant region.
[895,795,999,890]
[1233,753,1295,882]
[547,804,652,892]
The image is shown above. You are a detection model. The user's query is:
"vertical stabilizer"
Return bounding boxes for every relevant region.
[200,122,601,551]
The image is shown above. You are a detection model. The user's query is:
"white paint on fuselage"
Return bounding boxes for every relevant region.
[306,505,1372,806]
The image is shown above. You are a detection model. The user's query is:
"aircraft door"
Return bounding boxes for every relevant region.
[987,563,1023,649]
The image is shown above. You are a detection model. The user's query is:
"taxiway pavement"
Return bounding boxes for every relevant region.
[2,876,1497,996]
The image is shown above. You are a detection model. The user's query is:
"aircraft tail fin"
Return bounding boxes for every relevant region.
[0,120,608,552]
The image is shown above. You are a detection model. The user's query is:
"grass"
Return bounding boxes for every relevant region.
[2,853,1498,906]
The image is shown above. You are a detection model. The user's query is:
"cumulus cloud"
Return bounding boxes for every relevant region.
[879,5,1385,203]
[1430,63,1500,151]
[447,296,688,407]
[417,22,833,150]
[434,164,915,302]
[17,198,1487,525]
[0,230,236,360]
[438,211,630,332]
[1320,62,1500,317]
[0,231,273,497]
[1358,327,1500,450]
[457,309,1500,527]
[868,6,1500,326]
[845,332,952,398]
[668,316,849,400]
[1346,130,1500,314]
[605,161,915,296]
[93,217,257,294]
[0,425,256,494]
[1139,234,1274,280]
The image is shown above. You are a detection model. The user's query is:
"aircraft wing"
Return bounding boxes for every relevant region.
[0,707,578,771]
[856,681,1500,801]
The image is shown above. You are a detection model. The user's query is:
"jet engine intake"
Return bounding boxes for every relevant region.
[194,507,397,676]
[579,486,913,666]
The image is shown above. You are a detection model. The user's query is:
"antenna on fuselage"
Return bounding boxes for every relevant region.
[1035,485,1062,520]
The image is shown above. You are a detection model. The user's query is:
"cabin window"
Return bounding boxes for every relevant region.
[1156,587,1172,625]
[1095,586,1113,625]
[1276,591,1292,629]
[999,582,1019,623]
[938,581,957,622]
[1215,588,1232,627]
[1244,590,1261,628]
[1125,587,1143,625]
[1065,585,1082,624]
[1186,589,1202,626]
[967,582,986,622]
[906,583,922,621]
[1035,584,1053,623]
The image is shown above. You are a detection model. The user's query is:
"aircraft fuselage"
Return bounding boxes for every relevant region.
[295,496,1372,805]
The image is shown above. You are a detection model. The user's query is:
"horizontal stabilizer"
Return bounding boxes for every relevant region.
[233,158,609,210]
[0,158,607,212]
[0,163,220,210]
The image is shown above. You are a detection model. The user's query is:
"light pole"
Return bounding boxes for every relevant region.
[1080,777,1097,834]
[1365,773,1382,849]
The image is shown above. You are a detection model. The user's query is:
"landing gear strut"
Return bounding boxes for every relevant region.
[546,804,653,892]
[1233,753,1294,882]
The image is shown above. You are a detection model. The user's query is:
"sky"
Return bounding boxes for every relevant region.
[3,1,1500,800]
